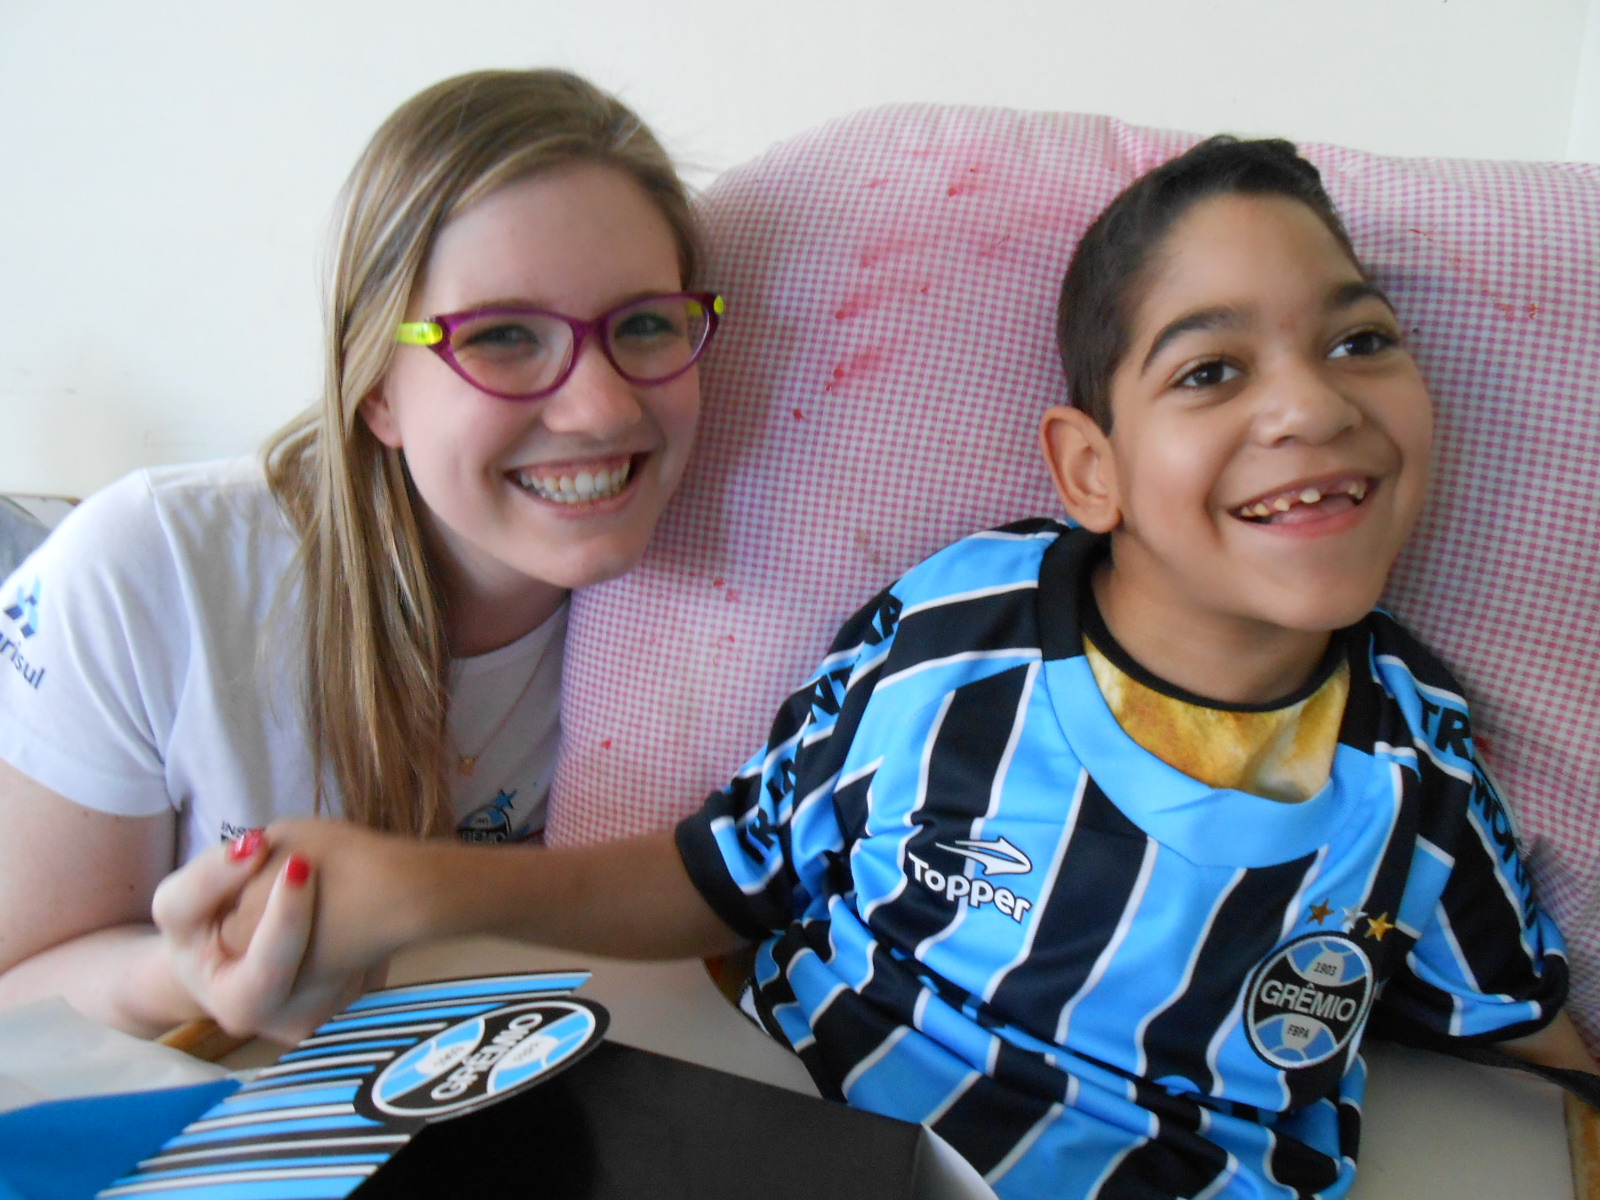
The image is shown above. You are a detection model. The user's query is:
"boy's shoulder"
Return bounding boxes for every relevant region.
[887,517,1074,607]
[818,519,1088,680]
[1355,606,1468,704]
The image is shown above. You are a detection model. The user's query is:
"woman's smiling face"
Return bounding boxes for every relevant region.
[1092,192,1434,648]
[362,163,701,621]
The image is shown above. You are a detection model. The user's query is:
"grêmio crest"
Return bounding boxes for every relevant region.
[360,997,606,1121]
[1245,934,1375,1070]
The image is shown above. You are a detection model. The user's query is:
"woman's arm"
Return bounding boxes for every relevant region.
[0,756,197,1037]
[0,757,342,1041]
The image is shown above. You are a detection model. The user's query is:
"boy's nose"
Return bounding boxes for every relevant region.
[1252,361,1362,446]
[539,340,644,439]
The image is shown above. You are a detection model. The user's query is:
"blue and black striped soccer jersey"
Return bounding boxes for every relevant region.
[676,522,1568,1200]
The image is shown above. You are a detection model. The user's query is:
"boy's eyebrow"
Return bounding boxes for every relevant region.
[1137,281,1398,375]
[1139,306,1244,373]
[1330,279,1397,314]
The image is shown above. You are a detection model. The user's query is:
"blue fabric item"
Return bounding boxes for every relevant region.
[0,497,49,585]
[0,1080,238,1200]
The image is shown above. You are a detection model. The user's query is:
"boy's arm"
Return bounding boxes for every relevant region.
[1496,1008,1599,1074]
[377,825,750,962]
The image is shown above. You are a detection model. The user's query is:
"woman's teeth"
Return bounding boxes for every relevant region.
[514,462,632,504]
[1238,479,1368,520]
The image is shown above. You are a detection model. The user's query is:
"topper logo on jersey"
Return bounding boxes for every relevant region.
[1245,934,1375,1069]
[356,998,606,1123]
[909,837,1035,922]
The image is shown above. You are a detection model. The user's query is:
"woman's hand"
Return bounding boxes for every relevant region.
[151,831,373,1043]
[231,818,429,974]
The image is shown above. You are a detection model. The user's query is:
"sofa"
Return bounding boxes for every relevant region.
[545,103,1600,1193]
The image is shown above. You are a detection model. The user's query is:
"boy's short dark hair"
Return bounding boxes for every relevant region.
[1056,136,1361,432]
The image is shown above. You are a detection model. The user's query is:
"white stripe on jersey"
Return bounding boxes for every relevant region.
[838,757,883,791]
[923,1068,982,1127]
[1425,906,1477,1036]
[752,723,806,788]
[1134,867,1248,1080]
[1393,665,1469,711]
[1373,740,1419,770]
[1055,837,1159,1044]
[985,769,1089,1003]
[969,528,1065,542]
[917,663,1039,961]
[1352,762,1406,916]
[1461,791,1539,964]
[1191,1154,1242,1200]
[863,692,956,925]
[1376,654,1475,783]
[709,813,789,896]
[1401,837,1454,940]
[1085,1137,1146,1199]
[987,1100,1067,1188]
[841,1024,912,1101]
[1206,845,1329,1102]
[880,647,1041,691]
[900,578,1038,619]
[1415,834,1454,872]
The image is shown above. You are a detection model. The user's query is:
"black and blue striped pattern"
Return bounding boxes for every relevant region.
[98,972,591,1200]
[678,523,1568,1200]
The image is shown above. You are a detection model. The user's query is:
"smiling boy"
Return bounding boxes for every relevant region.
[187,137,1593,1200]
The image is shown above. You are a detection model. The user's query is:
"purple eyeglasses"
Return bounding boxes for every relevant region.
[396,291,725,401]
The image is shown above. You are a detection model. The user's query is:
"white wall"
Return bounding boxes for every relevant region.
[1573,0,1600,159]
[1,0,1592,496]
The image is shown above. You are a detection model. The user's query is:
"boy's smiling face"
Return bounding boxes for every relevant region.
[1044,192,1433,700]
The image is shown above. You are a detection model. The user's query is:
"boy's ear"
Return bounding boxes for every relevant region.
[1040,405,1122,533]
[358,388,404,449]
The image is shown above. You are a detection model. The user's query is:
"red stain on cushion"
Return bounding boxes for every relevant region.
[858,236,920,269]
[823,346,893,393]
[834,291,879,320]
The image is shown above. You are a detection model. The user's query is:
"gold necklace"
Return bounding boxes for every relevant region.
[450,666,542,778]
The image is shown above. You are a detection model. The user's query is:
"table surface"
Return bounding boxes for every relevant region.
[229,935,1575,1199]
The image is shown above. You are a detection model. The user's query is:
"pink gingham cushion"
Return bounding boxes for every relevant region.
[548,105,1600,1039]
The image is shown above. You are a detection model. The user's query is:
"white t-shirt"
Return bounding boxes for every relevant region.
[0,458,563,861]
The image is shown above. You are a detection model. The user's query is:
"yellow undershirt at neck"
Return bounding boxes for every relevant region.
[1084,636,1349,804]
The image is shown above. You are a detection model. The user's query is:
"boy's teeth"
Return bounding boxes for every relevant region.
[517,462,632,503]
[1239,478,1370,521]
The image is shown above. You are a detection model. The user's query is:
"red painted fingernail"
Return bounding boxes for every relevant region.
[228,829,264,862]
[285,855,311,888]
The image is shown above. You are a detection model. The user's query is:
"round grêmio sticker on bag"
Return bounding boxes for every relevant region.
[355,997,609,1123]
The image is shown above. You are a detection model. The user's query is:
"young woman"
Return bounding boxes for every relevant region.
[0,68,719,1042]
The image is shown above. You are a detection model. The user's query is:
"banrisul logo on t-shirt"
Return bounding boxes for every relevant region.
[1245,933,1374,1069]
[1,577,45,691]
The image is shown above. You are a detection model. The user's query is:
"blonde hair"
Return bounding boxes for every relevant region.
[263,69,701,835]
